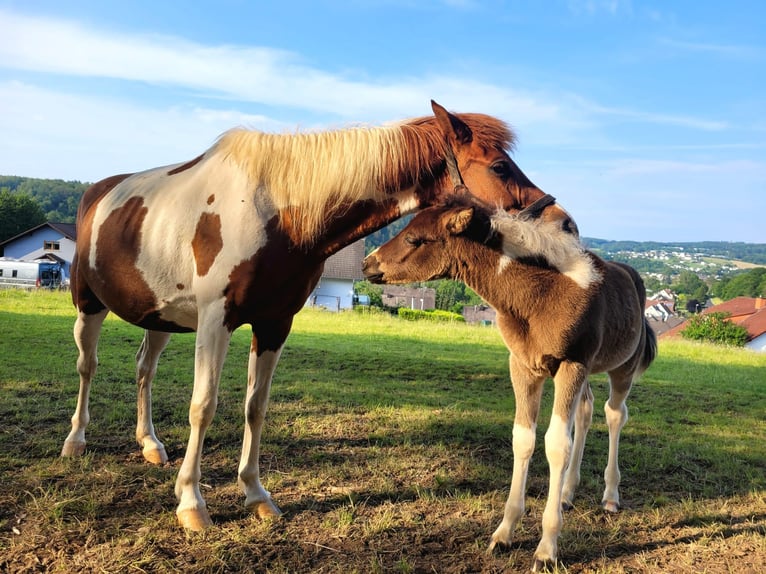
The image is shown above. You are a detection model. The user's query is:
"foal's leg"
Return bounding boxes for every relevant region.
[602,372,632,513]
[62,308,109,457]
[489,358,545,552]
[562,381,594,509]
[532,361,588,572]
[238,318,293,518]
[135,330,172,464]
[175,304,232,530]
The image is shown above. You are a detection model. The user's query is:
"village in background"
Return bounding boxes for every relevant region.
[2,176,765,352]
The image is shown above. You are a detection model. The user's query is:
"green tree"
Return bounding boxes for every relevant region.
[353,281,383,308]
[680,312,748,346]
[671,270,708,301]
[719,268,766,299]
[0,190,46,243]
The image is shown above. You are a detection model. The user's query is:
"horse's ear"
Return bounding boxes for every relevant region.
[445,207,474,235]
[431,100,473,146]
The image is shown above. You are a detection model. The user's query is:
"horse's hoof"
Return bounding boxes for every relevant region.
[142,446,168,465]
[61,440,86,457]
[602,500,620,513]
[531,557,552,573]
[249,499,283,519]
[177,508,213,531]
[561,500,574,511]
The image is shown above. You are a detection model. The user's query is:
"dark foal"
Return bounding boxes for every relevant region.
[363,200,656,572]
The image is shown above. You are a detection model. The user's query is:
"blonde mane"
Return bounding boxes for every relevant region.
[491,211,601,289]
[211,113,516,246]
[212,123,432,245]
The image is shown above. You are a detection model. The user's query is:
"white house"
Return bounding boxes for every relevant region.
[0,222,77,283]
[306,239,366,311]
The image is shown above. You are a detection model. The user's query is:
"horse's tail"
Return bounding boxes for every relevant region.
[640,318,658,373]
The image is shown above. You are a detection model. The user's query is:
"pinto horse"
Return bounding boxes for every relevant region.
[61,101,576,530]
[362,199,657,572]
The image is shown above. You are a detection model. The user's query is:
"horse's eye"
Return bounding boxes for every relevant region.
[490,161,511,179]
[405,235,424,248]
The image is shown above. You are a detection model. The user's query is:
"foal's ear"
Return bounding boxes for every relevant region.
[431,100,473,146]
[445,207,474,235]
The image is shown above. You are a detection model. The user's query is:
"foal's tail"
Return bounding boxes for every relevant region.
[640,318,658,374]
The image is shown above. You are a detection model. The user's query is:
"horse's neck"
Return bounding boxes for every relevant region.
[456,243,555,324]
[314,196,414,258]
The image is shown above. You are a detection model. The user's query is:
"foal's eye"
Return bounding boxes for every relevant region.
[490,161,511,179]
[405,235,424,248]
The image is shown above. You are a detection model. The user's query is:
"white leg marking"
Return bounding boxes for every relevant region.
[62,309,108,457]
[490,423,536,550]
[534,413,573,569]
[135,330,172,464]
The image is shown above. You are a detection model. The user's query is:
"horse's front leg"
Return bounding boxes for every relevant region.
[562,381,594,509]
[61,308,108,456]
[488,357,545,552]
[532,361,588,573]
[135,329,172,464]
[238,318,293,518]
[175,304,232,531]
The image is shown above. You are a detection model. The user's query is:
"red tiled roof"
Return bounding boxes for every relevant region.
[704,297,766,320]
[740,308,766,340]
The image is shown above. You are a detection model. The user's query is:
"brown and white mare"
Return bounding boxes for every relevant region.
[62,101,576,531]
[362,200,657,571]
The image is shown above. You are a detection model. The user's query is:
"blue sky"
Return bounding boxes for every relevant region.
[0,1,764,242]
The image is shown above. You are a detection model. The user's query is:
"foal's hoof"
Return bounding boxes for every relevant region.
[61,440,86,457]
[177,507,213,531]
[602,500,620,513]
[142,446,168,465]
[531,557,555,573]
[248,499,283,519]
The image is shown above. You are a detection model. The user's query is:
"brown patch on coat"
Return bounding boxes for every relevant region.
[71,173,133,314]
[192,212,223,276]
[223,215,323,347]
[87,197,192,332]
[207,194,215,205]
[167,154,204,176]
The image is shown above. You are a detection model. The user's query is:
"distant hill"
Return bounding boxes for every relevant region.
[583,238,766,266]
[0,176,88,224]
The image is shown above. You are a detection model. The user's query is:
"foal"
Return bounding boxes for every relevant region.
[363,200,657,572]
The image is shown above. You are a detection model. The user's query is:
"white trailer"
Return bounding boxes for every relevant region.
[0,258,63,289]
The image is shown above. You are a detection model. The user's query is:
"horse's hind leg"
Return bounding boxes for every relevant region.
[61,308,109,456]
[602,372,632,513]
[135,330,172,464]
[562,381,594,509]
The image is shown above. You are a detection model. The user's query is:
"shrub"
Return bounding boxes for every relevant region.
[680,312,748,346]
[397,308,465,322]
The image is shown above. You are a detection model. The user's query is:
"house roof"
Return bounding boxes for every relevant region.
[740,308,766,341]
[705,296,766,320]
[321,239,365,280]
[661,296,766,340]
[0,221,77,247]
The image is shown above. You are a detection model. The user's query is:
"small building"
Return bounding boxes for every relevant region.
[380,285,436,310]
[0,222,77,284]
[306,239,365,311]
[462,304,497,325]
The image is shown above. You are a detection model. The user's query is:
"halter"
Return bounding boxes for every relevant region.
[443,142,556,220]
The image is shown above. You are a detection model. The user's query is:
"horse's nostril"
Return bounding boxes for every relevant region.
[562,217,578,236]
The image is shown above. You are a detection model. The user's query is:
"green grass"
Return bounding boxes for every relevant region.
[0,289,764,573]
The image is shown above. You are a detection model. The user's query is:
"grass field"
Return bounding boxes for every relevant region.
[0,290,764,573]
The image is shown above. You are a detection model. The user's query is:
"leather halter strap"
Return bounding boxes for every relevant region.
[517,193,557,221]
[444,141,556,220]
